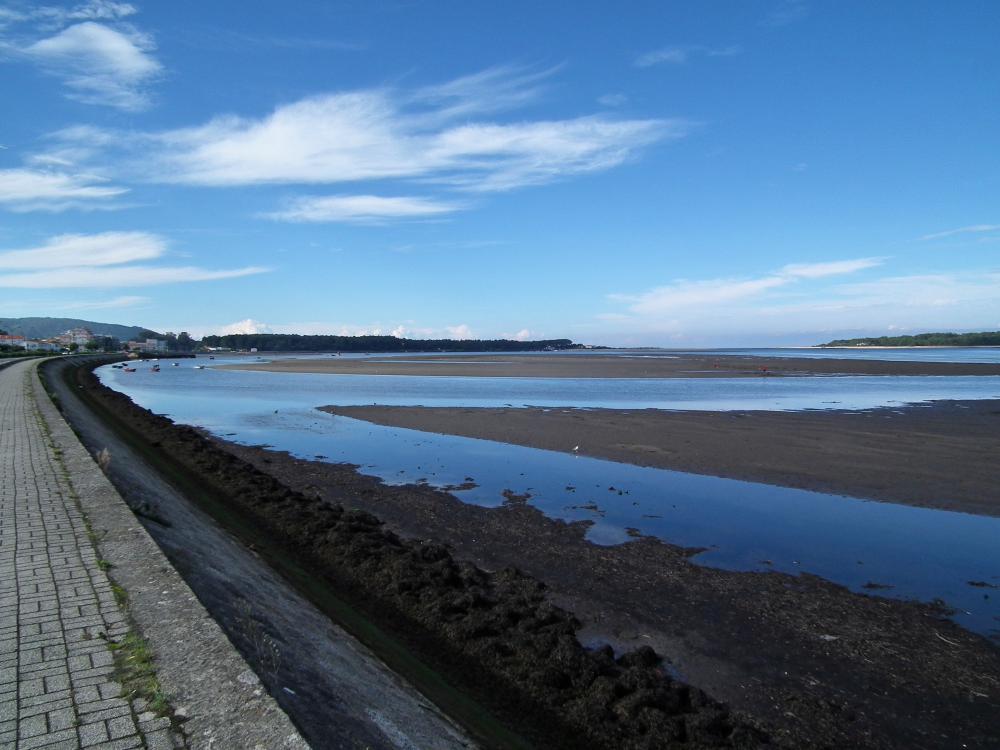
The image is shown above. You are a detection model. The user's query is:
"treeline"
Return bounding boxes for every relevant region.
[199,334,581,352]
[823,331,1000,347]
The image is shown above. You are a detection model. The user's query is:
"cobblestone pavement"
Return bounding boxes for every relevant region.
[1,360,178,750]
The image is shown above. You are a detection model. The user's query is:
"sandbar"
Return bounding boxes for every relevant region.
[324,401,1000,516]
[219,352,1000,378]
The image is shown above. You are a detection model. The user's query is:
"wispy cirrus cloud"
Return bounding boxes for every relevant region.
[265,194,461,224]
[0,265,266,288]
[635,45,741,68]
[919,224,1000,241]
[0,231,162,268]
[2,2,160,110]
[0,231,268,288]
[611,257,884,314]
[56,66,681,198]
[0,168,128,211]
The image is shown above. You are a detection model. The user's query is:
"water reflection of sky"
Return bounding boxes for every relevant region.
[117,358,1000,412]
[100,361,1000,638]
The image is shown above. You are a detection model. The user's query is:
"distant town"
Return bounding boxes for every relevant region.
[0,326,189,355]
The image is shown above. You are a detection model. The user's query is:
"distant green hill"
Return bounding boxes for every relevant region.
[0,317,155,341]
[822,331,1000,347]
[201,333,581,352]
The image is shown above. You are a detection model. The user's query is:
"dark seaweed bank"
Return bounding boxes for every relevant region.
[60,359,773,749]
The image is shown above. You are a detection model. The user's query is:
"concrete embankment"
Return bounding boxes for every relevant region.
[41,356,477,750]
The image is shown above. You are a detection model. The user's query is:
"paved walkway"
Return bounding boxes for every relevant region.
[0,360,176,749]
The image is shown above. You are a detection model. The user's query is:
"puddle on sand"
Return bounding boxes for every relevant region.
[99,363,1000,638]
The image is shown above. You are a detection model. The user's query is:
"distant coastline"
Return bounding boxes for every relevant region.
[821,330,1000,347]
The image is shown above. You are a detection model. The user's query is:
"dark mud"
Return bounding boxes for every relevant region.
[66,359,774,749]
[221,443,1000,749]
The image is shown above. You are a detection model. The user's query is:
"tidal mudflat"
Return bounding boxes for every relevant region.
[97,353,1000,748]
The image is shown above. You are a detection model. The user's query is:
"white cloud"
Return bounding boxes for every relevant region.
[411,65,556,121]
[24,21,161,110]
[266,194,460,224]
[0,231,164,269]
[139,69,679,192]
[218,318,273,335]
[0,231,269,288]
[445,324,473,340]
[504,329,534,341]
[779,257,883,278]
[0,168,127,211]
[919,224,1000,241]
[613,276,789,314]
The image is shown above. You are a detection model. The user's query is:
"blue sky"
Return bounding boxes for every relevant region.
[0,0,998,346]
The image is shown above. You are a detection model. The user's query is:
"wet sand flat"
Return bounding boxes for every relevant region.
[219,352,1000,378]
[324,401,1000,517]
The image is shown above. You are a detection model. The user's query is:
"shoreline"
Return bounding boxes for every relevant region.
[217,352,1000,378]
[322,399,1000,517]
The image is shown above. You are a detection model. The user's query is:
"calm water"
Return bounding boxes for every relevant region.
[99,360,1000,637]
[113,358,1000,412]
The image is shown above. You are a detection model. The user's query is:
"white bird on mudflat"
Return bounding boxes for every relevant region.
[573,445,580,452]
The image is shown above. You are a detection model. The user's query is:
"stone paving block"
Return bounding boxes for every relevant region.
[76,696,129,717]
[18,686,72,709]
[68,653,93,671]
[44,672,72,693]
[74,684,101,704]
[19,675,46,698]
[19,727,81,749]
[46,704,75,731]
[107,714,138,739]
[20,662,68,679]
[17,696,71,719]
[90,649,114,668]
[98,682,120,700]
[78,705,132,723]
[18,711,48,738]
[79,719,110,746]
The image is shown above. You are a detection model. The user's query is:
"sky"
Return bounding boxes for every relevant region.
[0,0,998,346]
